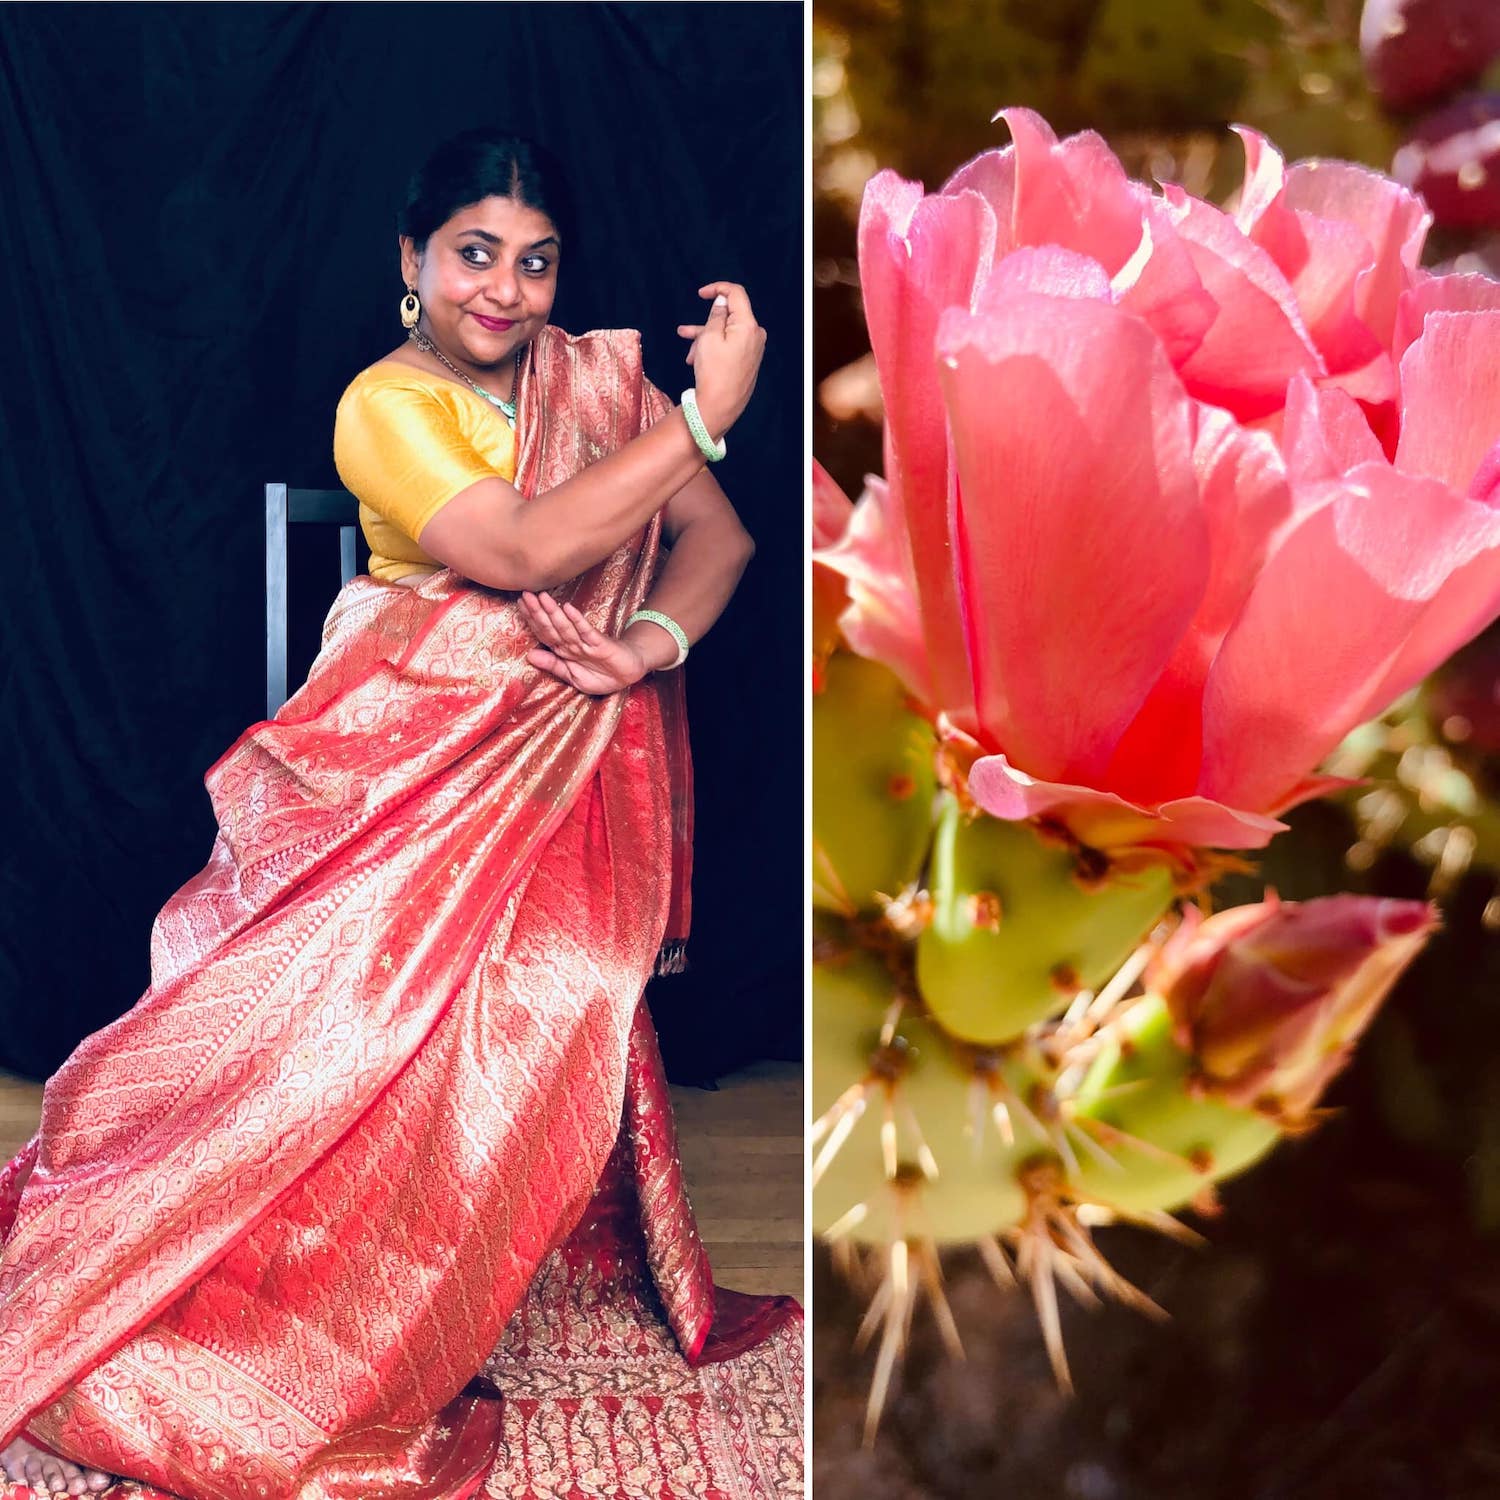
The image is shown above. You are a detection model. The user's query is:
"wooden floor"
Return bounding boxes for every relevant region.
[671,1059,804,1302]
[0,1076,39,1173]
[0,1061,804,1304]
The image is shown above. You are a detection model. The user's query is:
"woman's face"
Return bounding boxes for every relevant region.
[400,195,560,371]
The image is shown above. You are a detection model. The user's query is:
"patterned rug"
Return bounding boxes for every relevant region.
[481,1253,804,1500]
[2,1246,804,1500]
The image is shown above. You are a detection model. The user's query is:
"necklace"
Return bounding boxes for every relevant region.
[407,328,522,430]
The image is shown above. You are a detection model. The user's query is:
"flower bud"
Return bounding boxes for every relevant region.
[1151,894,1438,1126]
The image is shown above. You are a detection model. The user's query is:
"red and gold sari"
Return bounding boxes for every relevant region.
[0,328,798,1498]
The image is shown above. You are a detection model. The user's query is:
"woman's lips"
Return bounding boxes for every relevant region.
[470,313,516,332]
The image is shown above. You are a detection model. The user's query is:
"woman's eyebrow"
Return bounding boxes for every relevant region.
[456,230,561,251]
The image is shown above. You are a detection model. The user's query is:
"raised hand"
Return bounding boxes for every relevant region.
[520,591,647,696]
[674,281,766,438]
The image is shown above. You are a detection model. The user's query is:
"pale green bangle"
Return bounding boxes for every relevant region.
[680,389,727,463]
[626,609,690,669]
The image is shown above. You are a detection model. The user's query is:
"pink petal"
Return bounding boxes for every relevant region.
[968,752,1289,852]
[1232,128,1295,249]
[1164,186,1326,419]
[1281,374,1384,486]
[978,245,1113,304]
[1235,132,1398,394]
[936,293,1208,786]
[987,109,1214,364]
[812,458,853,548]
[1201,461,1500,811]
[989,106,1065,248]
[1468,441,1500,505]
[816,475,932,704]
[1103,406,1294,805]
[1291,212,1390,386]
[942,148,1016,251]
[1115,201,1220,366]
[859,171,997,719]
[1395,309,1500,493]
[1392,268,1500,360]
[1281,158,1430,352]
[1267,771,1366,817]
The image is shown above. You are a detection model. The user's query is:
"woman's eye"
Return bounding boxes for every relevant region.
[460,245,491,266]
[520,255,551,275]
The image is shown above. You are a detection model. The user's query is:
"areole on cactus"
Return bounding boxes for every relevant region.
[813,103,1499,1443]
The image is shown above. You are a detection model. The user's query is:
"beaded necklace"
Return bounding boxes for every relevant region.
[407,328,521,430]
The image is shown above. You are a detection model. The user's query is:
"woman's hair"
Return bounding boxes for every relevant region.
[397,129,574,249]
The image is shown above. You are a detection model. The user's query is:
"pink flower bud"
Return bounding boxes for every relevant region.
[1151,894,1438,1125]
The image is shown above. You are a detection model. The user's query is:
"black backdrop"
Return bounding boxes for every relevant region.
[0,2,803,1083]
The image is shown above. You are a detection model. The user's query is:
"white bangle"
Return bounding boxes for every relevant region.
[680,389,727,463]
[627,609,690,669]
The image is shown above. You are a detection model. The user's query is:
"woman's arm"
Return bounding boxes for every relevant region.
[520,468,755,692]
[620,469,755,667]
[418,283,764,593]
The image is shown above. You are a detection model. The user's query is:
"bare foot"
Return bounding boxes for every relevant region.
[0,1437,115,1494]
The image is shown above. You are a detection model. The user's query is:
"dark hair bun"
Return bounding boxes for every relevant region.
[398,129,574,249]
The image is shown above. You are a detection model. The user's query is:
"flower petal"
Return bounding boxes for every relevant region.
[1281,158,1430,352]
[1233,130,1388,390]
[858,171,997,718]
[979,245,1113,304]
[1103,406,1294,804]
[816,475,932,704]
[1395,309,1500,494]
[1281,374,1384,487]
[942,147,1016,243]
[812,458,854,548]
[1164,186,1326,419]
[811,461,855,688]
[1392,268,1500,359]
[1201,461,1500,810]
[985,109,1214,364]
[936,293,1208,785]
[968,752,1289,852]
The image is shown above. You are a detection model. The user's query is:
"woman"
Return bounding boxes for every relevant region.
[0,130,792,1498]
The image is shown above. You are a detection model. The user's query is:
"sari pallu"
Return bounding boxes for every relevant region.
[0,328,753,1498]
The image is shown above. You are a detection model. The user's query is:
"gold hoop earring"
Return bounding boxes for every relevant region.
[399,288,421,330]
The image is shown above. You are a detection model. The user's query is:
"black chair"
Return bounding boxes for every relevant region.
[264,484,360,718]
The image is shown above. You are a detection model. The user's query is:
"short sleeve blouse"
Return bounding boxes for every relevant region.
[333,364,520,582]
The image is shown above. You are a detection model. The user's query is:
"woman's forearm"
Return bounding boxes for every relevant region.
[519,411,717,587]
[420,409,711,591]
[620,511,756,670]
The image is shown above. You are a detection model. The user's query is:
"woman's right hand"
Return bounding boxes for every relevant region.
[676,282,766,439]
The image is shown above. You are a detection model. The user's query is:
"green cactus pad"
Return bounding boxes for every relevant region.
[916,794,1175,1044]
[1071,992,1281,1214]
[812,947,1031,1245]
[812,653,939,915]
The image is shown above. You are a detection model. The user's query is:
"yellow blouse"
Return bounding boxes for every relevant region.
[333,363,519,582]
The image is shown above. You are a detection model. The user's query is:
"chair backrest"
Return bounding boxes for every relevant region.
[265,483,361,718]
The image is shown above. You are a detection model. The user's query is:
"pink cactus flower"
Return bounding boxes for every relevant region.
[1150,893,1437,1126]
[815,110,1500,856]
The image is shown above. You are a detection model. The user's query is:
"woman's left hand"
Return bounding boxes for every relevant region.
[521,591,647,695]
